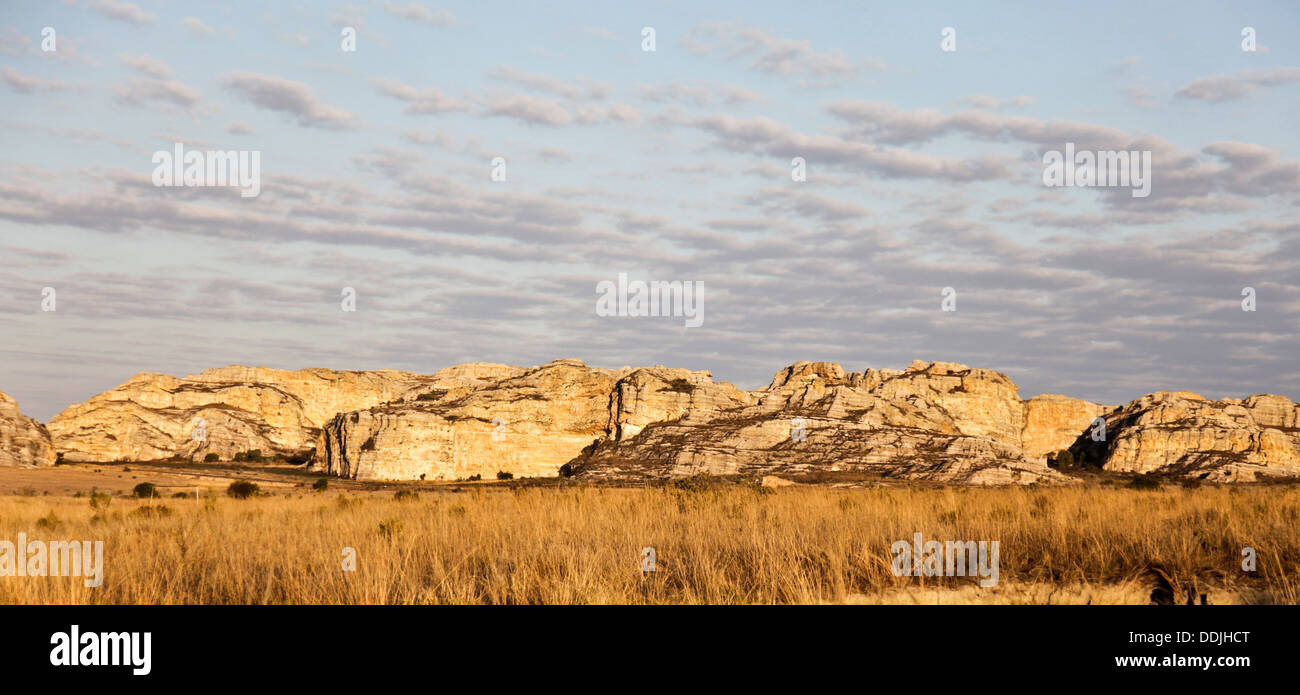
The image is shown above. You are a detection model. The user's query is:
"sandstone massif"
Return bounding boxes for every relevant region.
[0,390,56,468]
[14,358,1300,485]
[45,366,452,462]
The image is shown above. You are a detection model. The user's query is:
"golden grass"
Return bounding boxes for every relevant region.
[1,483,1297,604]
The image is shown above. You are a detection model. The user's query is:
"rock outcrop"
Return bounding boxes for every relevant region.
[46,366,471,462]
[565,360,1071,485]
[42,357,1300,484]
[1021,394,1114,461]
[313,359,626,480]
[1070,391,1300,482]
[0,390,56,467]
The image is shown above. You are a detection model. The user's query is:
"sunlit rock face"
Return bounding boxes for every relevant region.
[0,390,56,468]
[1084,391,1300,482]
[46,366,474,462]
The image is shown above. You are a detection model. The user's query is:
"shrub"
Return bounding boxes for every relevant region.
[394,490,419,502]
[467,474,482,482]
[285,449,315,465]
[129,505,172,519]
[172,491,193,499]
[378,518,404,537]
[89,490,112,513]
[132,482,158,499]
[1128,474,1162,491]
[496,471,514,480]
[204,453,220,462]
[233,452,247,462]
[245,449,263,462]
[312,478,329,492]
[226,480,260,499]
[36,511,59,530]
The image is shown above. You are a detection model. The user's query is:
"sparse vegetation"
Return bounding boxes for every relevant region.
[1128,474,1162,490]
[0,483,1297,604]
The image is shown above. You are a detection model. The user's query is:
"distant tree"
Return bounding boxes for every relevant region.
[132,482,158,499]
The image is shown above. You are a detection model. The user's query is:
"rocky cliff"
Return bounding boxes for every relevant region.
[45,366,458,462]
[315,359,647,480]
[1067,391,1300,481]
[40,358,1300,484]
[0,390,56,467]
[565,360,1073,485]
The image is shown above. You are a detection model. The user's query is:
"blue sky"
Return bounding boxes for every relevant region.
[1,0,1298,420]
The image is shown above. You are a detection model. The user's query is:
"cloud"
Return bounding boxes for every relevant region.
[2,67,76,93]
[1176,67,1300,102]
[115,76,203,111]
[372,77,465,114]
[90,0,157,25]
[225,121,255,135]
[638,80,762,108]
[488,65,603,100]
[682,22,881,87]
[480,92,573,126]
[120,53,174,79]
[221,71,359,129]
[182,17,216,38]
[383,2,455,26]
[957,95,1036,110]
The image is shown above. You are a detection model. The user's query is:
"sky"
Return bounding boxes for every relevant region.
[1,0,1298,421]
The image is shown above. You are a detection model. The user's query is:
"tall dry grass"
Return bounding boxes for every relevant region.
[0,483,1296,604]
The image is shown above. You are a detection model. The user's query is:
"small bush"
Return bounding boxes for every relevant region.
[285,449,315,465]
[204,453,220,462]
[233,452,247,462]
[89,490,112,513]
[172,491,193,499]
[132,482,158,499]
[312,478,329,492]
[394,490,419,502]
[129,505,172,519]
[1128,474,1162,491]
[467,474,482,482]
[36,511,60,530]
[226,480,260,499]
[378,518,404,537]
[496,471,514,480]
[245,449,263,462]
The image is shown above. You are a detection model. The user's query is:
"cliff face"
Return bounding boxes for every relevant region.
[1021,394,1115,461]
[312,359,620,481]
[565,361,1072,485]
[45,366,456,462]
[1078,391,1300,481]
[0,391,56,468]
[40,358,1300,484]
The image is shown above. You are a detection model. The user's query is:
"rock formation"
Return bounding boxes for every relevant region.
[312,359,750,481]
[40,357,1300,485]
[46,366,469,462]
[565,360,1074,485]
[1067,391,1300,482]
[0,390,56,467]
